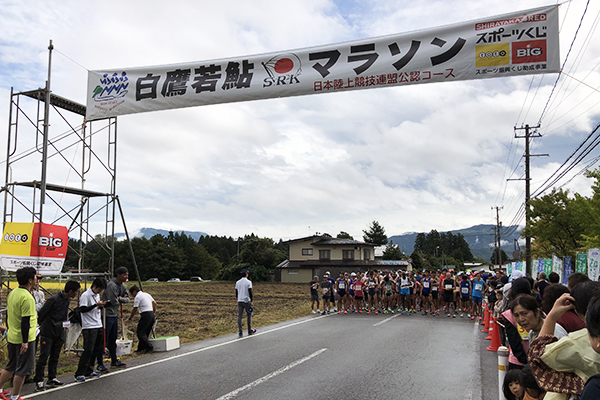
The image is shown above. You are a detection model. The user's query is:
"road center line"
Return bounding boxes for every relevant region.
[214,348,328,400]
[26,314,330,398]
[373,314,399,326]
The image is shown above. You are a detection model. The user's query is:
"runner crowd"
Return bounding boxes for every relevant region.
[309,268,492,319]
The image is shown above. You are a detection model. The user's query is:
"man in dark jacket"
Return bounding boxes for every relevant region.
[34,280,80,391]
[101,267,130,368]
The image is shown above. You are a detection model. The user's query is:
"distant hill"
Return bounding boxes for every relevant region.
[115,227,208,241]
[388,224,522,261]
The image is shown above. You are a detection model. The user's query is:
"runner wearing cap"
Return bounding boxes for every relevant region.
[443,272,457,318]
[320,274,332,315]
[351,276,364,313]
[336,272,349,314]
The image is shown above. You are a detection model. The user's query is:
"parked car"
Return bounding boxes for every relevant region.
[147,278,159,282]
[167,278,181,283]
[190,276,203,282]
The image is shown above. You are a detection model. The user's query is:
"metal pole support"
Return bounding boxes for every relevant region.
[497,345,509,400]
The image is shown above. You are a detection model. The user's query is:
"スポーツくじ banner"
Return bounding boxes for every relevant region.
[86,5,559,120]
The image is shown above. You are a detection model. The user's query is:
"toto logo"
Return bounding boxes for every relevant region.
[4,233,28,243]
[478,50,507,59]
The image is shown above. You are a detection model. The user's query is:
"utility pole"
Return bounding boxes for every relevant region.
[513,124,546,277]
[492,206,503,265]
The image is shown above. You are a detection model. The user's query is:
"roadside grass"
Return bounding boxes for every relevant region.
[1,281,312,379]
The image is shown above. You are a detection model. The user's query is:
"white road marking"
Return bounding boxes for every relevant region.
[26,314,330,398]
[214,348,328,400]
[373,314,399,326]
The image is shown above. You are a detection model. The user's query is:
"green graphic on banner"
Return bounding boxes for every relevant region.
[544,258,553,276]
[576,252,587,274]
[588,249,600,281]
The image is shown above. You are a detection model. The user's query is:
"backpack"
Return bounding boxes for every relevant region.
[68,307,82,325]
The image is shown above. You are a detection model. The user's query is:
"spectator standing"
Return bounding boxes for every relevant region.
[102,267,130,368]
[34,280,80,391]
[236,269,256,337]
[74,278,106,382]
[127,286,156,353]
[0,267,38,400]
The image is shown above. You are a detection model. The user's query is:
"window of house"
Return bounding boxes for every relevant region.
[319,250,331,260]
[343,250,355,260]
[363,249,371,260]
[302,248,313,256]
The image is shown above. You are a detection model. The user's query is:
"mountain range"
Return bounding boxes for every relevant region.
[115,224,522,262]
[388,224,523,262]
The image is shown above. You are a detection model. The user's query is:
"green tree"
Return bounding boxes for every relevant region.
[522,188,586,258]
[382,241,404,260]
[362,221,388,245]
[336,231,354,240]
[491,247,509,265]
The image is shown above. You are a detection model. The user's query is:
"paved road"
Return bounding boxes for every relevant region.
[22,312,500,400]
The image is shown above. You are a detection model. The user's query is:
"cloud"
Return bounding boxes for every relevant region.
[1,0,599,241]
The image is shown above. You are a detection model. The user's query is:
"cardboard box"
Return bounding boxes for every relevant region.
[149,336,180,352]
[116,340,132,355]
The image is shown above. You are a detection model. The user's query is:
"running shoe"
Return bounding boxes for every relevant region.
[321,311,326,315]
[375,311,379,315]
[312,310,316,314]
[75,375,86,382]
[383,310,387,314]
[47,378,65,386]
[407,311,411,315]
[316,309,320,313]
[249,329,257,335]
[447,314,451,318]
[460,313,464,318]
[471,315,475,320]
[467,314,471,318]
[422,311,427,315]
[35,381,45,391]
[402,310,406,315]
[90,372,101,378]
[479,316,483,321]
[390,309,394,314]
[111,361,127,368]
[453,314,457,318]
[344,310,347,314]
[436,311,440,316]
[367,310,371,314]
[338,311,341,314]
[358,309,362,313]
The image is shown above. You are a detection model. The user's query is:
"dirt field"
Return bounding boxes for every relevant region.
[1,281,312,376]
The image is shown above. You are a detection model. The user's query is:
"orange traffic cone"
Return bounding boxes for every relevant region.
[486,317,501,351]
[481,305,488,326]
[485,317,494,340]
[481,307,490,332]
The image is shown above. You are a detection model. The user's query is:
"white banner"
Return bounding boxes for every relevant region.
[588,248,600,282]
[86,5,559,120]
[552,254,563,281]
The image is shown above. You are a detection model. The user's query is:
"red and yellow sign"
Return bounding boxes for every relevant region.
[0,222,68,274]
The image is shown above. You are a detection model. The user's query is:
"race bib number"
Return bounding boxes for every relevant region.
[339,282,346,289]
[322,288,328,294]
[445,284,453,290]
[475,283,483,291]
[432,286,438,291]
[424,282,430,288]
[461,287,469,294]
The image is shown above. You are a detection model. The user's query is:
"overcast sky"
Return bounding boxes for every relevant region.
[1,0,599,243]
